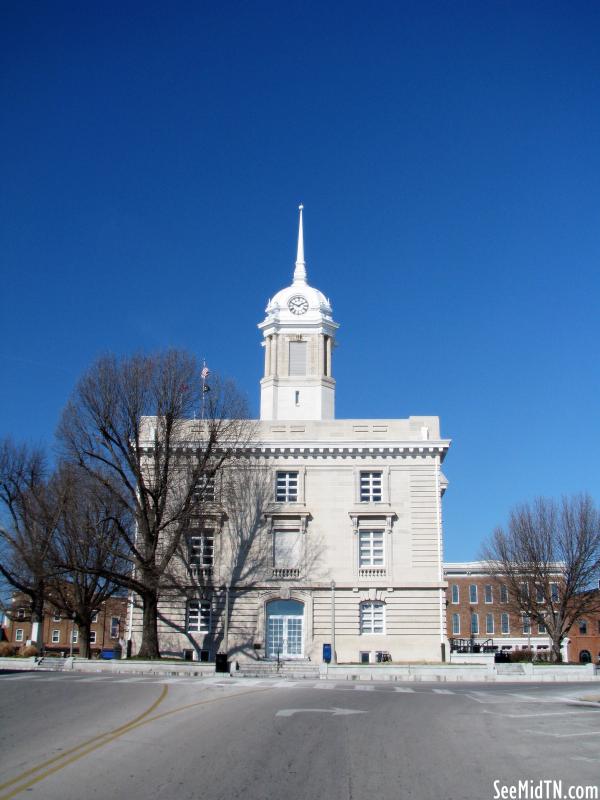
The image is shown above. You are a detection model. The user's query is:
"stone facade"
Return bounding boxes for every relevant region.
[129,208,451,664]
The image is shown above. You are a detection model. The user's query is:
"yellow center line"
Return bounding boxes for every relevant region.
[0,685,169,796]
[0,685,273,800]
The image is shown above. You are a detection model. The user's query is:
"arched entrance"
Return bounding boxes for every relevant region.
[266,599,304,659]
[579,649,591,664]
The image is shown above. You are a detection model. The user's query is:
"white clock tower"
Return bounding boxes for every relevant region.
[259,206,339,421]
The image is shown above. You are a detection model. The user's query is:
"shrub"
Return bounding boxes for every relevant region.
[18,644,39,658]
[0,642,17,657]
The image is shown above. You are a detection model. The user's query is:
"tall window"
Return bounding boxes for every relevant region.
[17,607,25,620]
[91,611,99,623]
[289,341,307,376]
[501,613,509,634]
[520,583,529,601]
[538,622,547,634]
[452,613,460,635]
[15,629,24,642]
[360,472,382,502]
[451,585,459,604]
[500,584,508,603]
[550,583,559,603]
[522,615,531,635]
[579,619,588,635]
[469,584,478,604]
[72,629,78,644]
[110,617,120,639]
[52,630,60,643]
[484,585,493,604]
[194,475,215,502]
[471,613,479,635]
[189,531,215,573]
[276,471,298,502]
[90,631,97,644]
[358,530,384,567]
[536,585,545,604]
[360,602,385,634]
[486,613,494,634]
[187,600,211,633]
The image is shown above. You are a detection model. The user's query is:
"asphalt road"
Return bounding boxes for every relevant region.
[1,672,599,800]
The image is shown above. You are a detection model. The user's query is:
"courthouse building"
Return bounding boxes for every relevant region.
[129,208,451,663]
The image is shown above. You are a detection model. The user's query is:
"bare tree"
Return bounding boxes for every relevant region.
[49,464,130,658]
[481,494,600,662]
[0,439,62,646]
[57,350,253,659]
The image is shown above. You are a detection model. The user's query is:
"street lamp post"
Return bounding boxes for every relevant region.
[330,580,337,664]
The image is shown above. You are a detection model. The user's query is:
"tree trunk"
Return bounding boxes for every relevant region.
[137,591,161,659]
[551,635,563,664]
[79,621,91,659]
[30,591,45,650]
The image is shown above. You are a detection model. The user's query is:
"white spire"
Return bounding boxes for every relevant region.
[293,203,307,283]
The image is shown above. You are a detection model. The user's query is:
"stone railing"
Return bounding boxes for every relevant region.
[272,568,301,579]
[358,567,387,579]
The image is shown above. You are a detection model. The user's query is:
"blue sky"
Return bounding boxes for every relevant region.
[2,2,600,561]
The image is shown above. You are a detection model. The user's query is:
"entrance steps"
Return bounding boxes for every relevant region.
[495,663,525,675]
[236,659,320,679]
[35,657,69,671]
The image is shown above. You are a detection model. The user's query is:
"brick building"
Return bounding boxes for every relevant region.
[444,562,600,663]
[1,595,128,656]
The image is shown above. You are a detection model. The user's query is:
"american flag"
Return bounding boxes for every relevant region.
[201,366,210,379]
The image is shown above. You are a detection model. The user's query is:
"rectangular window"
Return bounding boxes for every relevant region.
[452,613,460,635]
[193,474,215,502]
[520,583,529,601]
[360,602,385,634]
[358,530,384,567]
[451,585,459,604]
[15,629,24,642]
[189,531,215,572]
[484,585,493,604]
[53,612,61,622]
[579,619,588,635]
[72,629,78,644]
[91,612,98,623]
[522,615,531,635]
[486,613,494,634]
[187,600,211,633]
[501,613,509,634]
[288,341,307,376]
[360,471,382,502]
[500,584,508,603]
[17,607,25,620]
[550,583,559,603]
[276,471,298,503]
[273,529,302,568]
[110,617,120,639]
[89,631,97,644]
[52,630,60,643]
[469,584,478,604]
[538,622,547,634]
[536,585,545,604]
[470,613,479,635]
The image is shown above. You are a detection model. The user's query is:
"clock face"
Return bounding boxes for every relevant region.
[288,295,309,315]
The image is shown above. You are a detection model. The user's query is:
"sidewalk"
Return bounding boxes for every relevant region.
[1,656,598,682]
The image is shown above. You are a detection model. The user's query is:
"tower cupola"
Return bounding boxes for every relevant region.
[258,206,339,421]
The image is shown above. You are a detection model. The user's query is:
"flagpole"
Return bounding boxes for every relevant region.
[201,360,209,421]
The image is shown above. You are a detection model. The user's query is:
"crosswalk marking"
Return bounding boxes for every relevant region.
[355,685,375,691]
[394,687,415,693]
[432,689,454,695]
